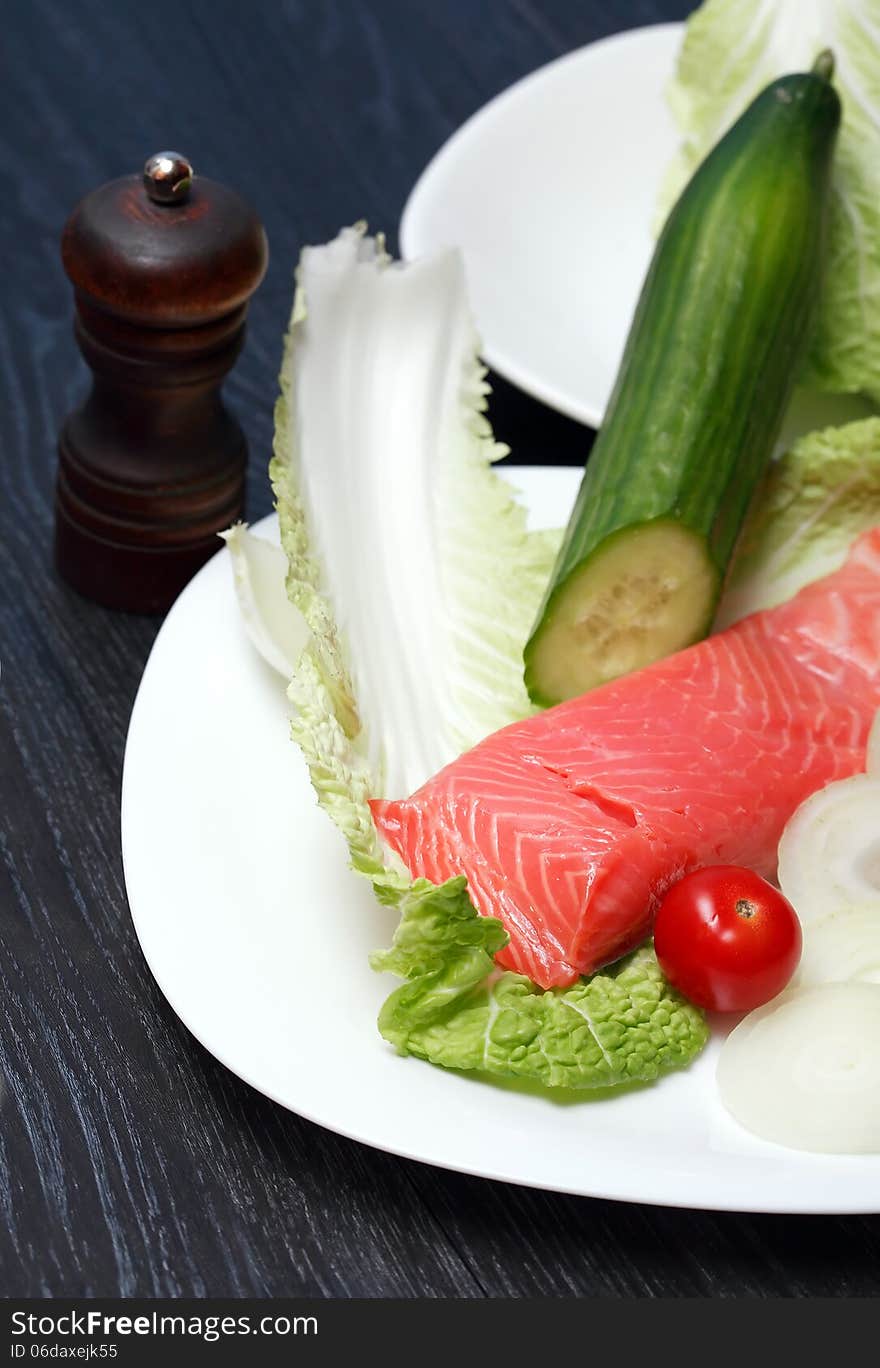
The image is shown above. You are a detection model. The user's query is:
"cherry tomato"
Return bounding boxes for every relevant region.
[653,865,802,1013]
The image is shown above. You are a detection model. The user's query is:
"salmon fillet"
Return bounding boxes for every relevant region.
[372,529,880,989]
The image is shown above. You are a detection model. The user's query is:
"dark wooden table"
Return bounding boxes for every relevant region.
[2,0,878,1299]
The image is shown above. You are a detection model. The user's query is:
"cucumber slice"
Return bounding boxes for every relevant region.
[525,520,717,703]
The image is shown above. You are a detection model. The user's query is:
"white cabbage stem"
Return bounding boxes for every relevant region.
[221,524,310,679]
[273,226,552,797]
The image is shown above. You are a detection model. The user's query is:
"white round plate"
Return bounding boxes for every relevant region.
[400,23,682,426]
[122,466,880,1213]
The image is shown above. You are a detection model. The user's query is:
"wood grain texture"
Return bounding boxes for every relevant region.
[1,0,878,1300]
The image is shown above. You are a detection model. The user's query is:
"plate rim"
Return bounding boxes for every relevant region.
[399,20,684,429]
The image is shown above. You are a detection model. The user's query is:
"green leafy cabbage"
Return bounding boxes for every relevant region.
[662,0,880,400]
[268,226,708,1090]
[716,415,880,627]
[374,903,707,1089]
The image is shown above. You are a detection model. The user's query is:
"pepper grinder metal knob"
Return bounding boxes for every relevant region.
[55,153,268,613]
[143,151,194,204]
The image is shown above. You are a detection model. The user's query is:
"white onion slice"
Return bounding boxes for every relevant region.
[796,902,880,988]
[868,710,880,778]
[777,774,880,924]
[717,984,880,1153]
[220,524,310,678]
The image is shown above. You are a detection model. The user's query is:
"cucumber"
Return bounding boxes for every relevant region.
[524,54,841,707]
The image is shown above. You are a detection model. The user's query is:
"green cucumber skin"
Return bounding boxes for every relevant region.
[524,70,840,701]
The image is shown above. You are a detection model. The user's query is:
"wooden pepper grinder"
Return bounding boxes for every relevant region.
[56,152,268,612]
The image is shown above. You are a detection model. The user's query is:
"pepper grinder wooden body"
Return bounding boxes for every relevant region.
[56,154,268,613]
